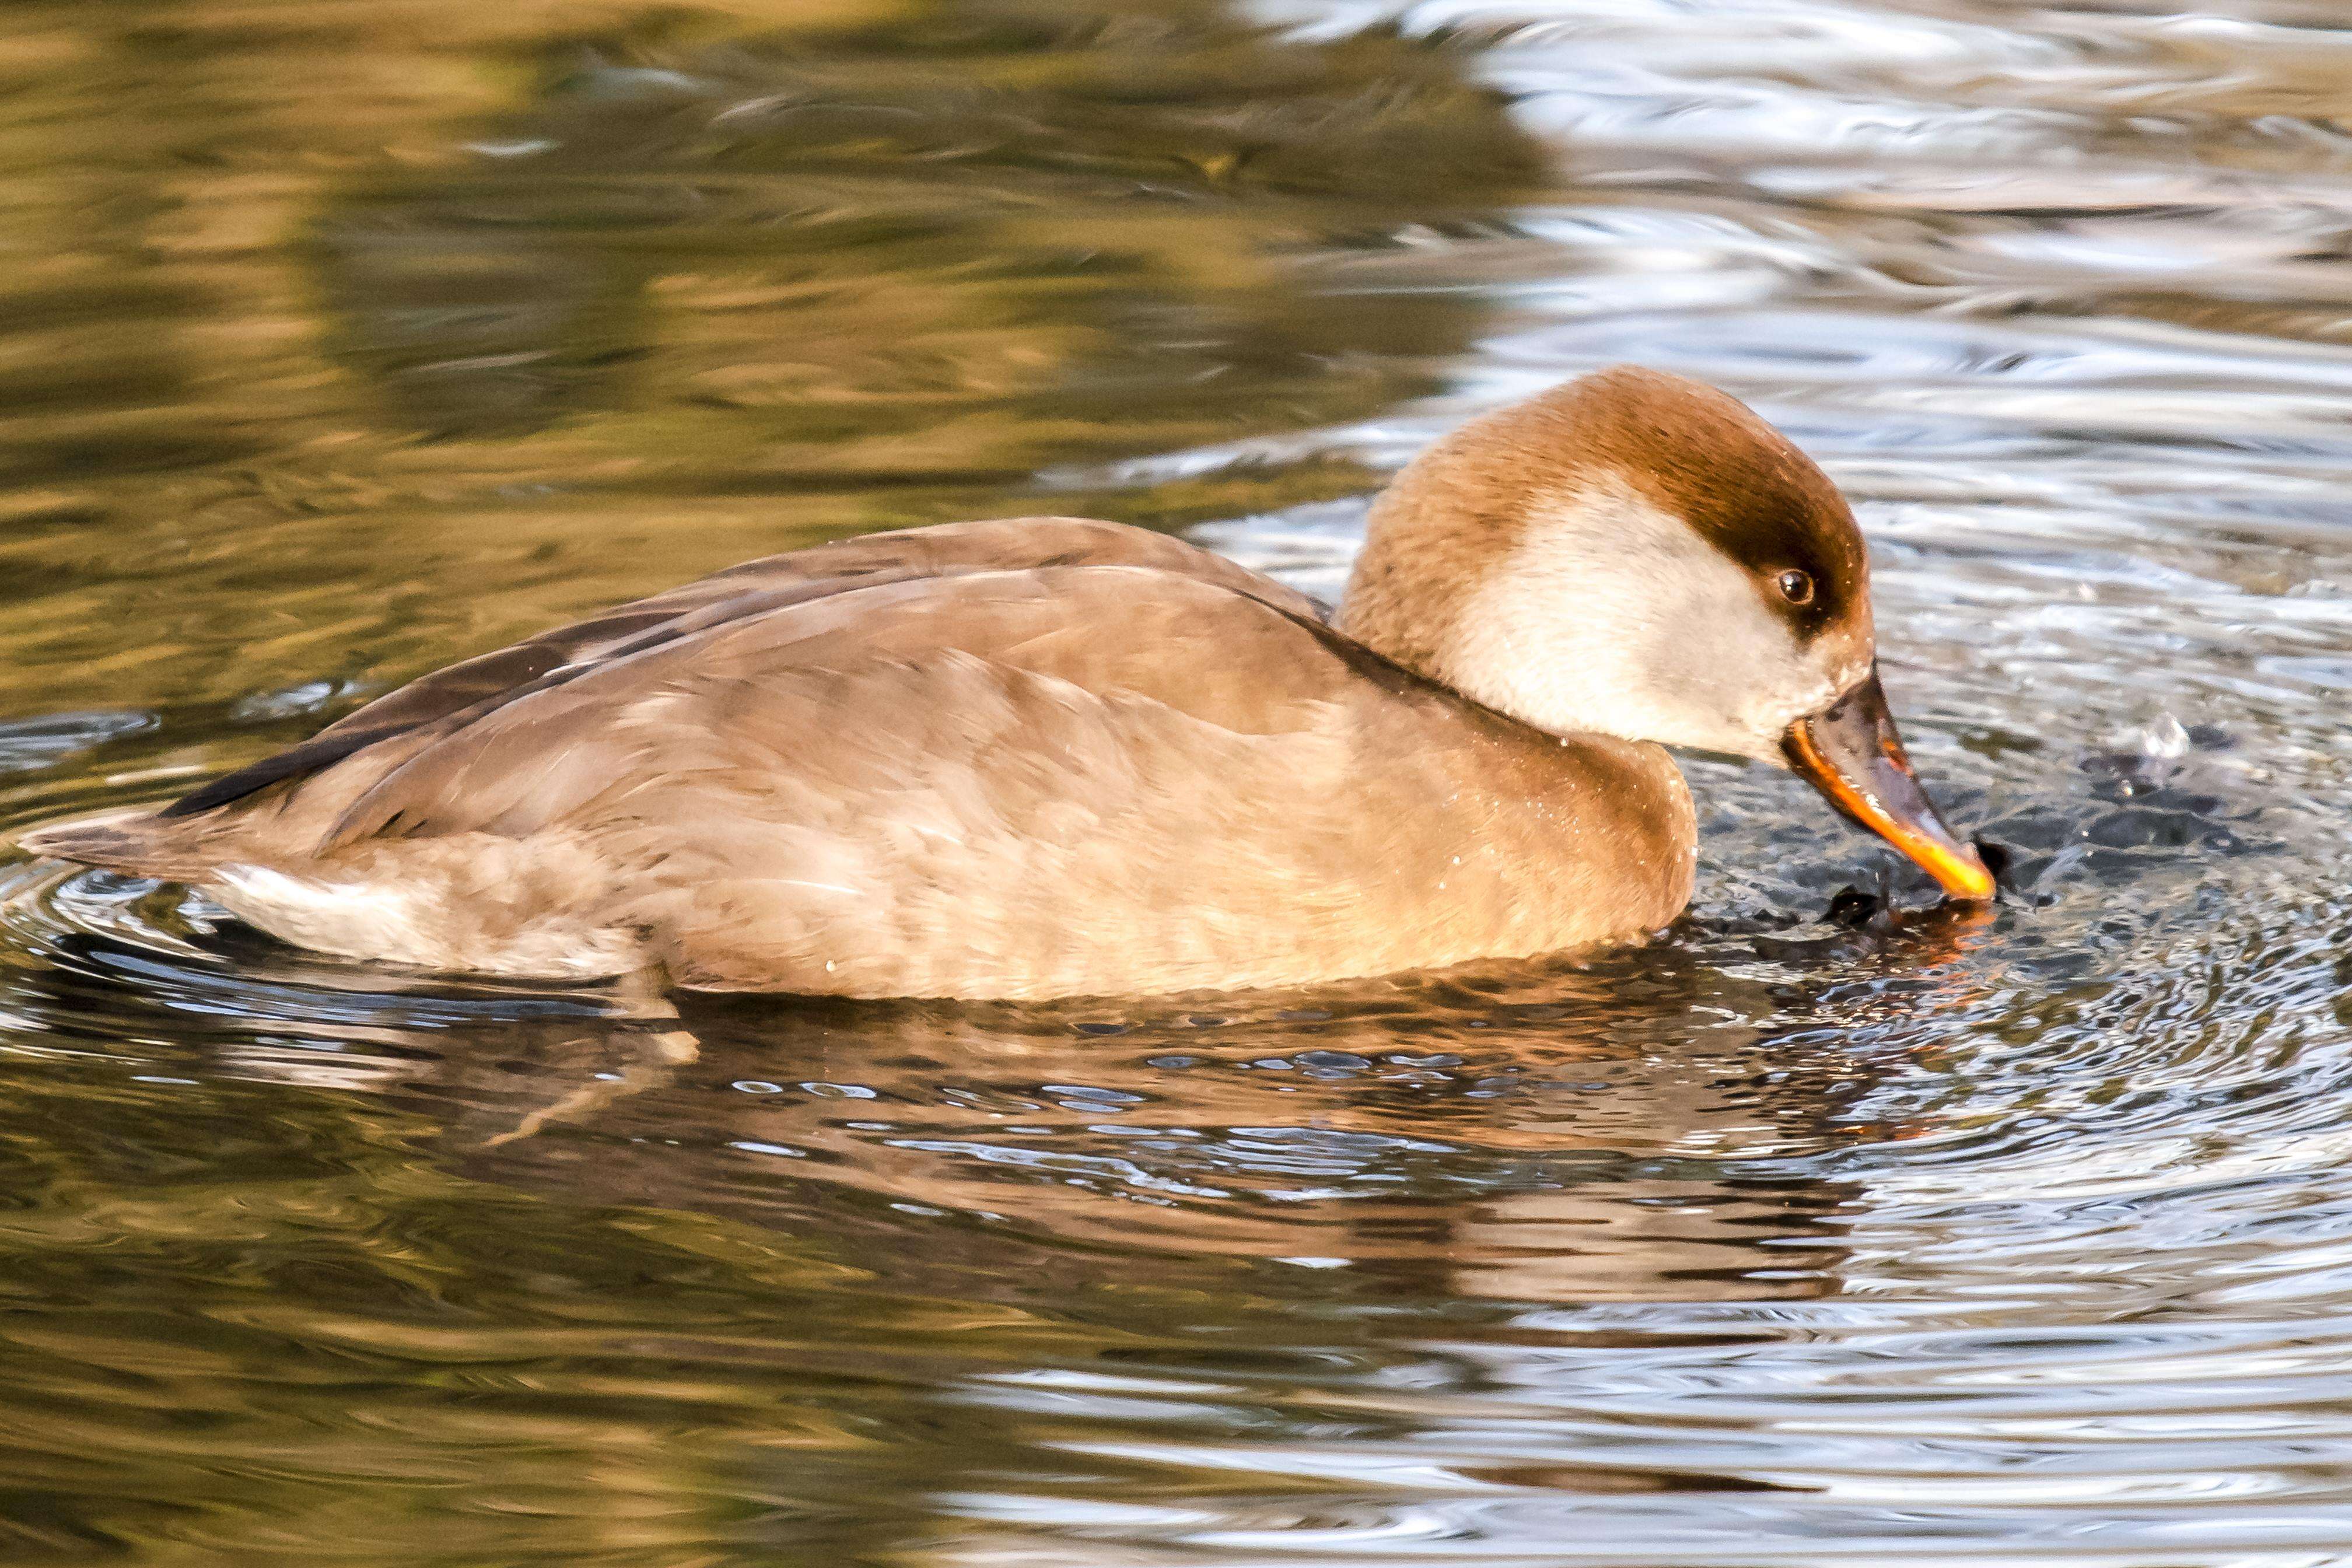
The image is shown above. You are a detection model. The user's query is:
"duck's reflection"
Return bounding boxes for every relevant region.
[0,873,1997,1560]
[436,1000,1863,1306]
[215,903,1996,1313]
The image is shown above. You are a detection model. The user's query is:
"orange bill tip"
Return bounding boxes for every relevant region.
[1784,671,1997,905]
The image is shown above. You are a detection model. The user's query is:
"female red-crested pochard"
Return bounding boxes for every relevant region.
[19,368,1994,999]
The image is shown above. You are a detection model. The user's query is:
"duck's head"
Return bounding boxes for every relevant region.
[1339,365,1994,902]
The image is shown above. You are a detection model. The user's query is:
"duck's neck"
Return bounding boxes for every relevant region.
[1333,447,1524,698]
[1337,473,1656,746]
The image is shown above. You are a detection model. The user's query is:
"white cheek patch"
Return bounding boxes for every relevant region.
[1440,480,1868,760]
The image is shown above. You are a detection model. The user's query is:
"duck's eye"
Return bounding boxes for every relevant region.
[1776,570,1815,606]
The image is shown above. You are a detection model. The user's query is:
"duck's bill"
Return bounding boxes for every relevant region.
[1782,668,1997,903]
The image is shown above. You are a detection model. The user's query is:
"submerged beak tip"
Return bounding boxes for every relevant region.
[1930,847,2000,904]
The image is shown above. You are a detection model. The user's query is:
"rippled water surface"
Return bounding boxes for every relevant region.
[8,1,2352,1562]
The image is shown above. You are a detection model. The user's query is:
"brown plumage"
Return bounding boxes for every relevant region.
[18,367,1989,999]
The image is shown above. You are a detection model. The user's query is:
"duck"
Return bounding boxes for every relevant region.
[18,367,1994,1000]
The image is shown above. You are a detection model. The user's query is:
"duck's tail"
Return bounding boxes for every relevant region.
[14,810,227,883]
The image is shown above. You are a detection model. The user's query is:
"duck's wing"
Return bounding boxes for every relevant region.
[294,559,1427,853]
[161,517,1321,820]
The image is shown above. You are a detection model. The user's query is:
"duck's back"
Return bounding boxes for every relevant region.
[23,519,1696,998]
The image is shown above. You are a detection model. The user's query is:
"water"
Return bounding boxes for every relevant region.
[5,0,2352,1561]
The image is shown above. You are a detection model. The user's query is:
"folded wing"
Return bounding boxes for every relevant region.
[160,517,1325,820]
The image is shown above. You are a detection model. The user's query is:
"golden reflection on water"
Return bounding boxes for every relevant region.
[0,0,1536,729]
